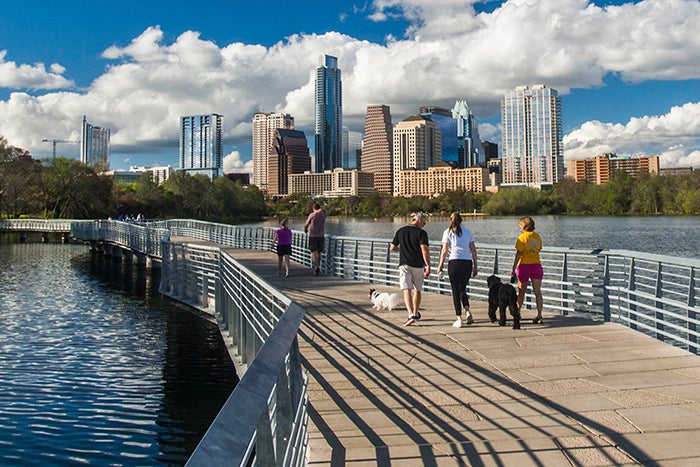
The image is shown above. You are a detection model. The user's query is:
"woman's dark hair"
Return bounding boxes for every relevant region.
[449,212,462,237]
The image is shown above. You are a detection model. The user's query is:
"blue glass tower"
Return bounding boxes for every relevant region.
[420,106,458,166]
[314,55,342,173]
[452,100,484,168]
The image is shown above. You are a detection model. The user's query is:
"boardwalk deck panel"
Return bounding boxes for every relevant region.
[224,248,700,466]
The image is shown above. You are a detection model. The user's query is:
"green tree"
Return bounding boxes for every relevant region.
[42,157,113,218]
[0,137,43,217]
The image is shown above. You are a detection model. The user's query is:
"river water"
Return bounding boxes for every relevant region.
[264,215,700,260]
[0,240,237,466]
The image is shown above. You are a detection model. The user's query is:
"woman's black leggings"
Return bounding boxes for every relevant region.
[448,259,473,316]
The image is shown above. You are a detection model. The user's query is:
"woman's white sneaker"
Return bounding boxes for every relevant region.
[452,318,463,328]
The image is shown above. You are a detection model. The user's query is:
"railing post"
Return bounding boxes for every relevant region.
[655,262,665,342]
[628,257,638,330]
[602,254,611,322]
[689,266,697,355]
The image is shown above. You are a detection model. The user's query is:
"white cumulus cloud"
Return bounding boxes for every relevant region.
[0,0,699,168]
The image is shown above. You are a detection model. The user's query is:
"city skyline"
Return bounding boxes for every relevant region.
[0,0,699,175]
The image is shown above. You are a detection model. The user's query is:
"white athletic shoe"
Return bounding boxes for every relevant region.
[452,318,463,328]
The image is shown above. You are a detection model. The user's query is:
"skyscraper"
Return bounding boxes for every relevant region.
[342,126,362,169]
[420,106,458,165]
[501,85,563,188]
[268,129,311,197]
[452,100,484,168]
[362,104,394,194]
[314,54,342,173]
[80,115,110,170]
[252,112,295,192]
[393,115,441,196]
[179,114,223,179]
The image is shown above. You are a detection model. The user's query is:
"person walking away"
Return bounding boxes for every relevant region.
[273,219,292,277]
[304,203,327,276]
[437,212,478,328]
[510,216,544,324]
[390,212,431,326]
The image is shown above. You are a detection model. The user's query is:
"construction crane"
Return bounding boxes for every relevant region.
[42,138,79,158]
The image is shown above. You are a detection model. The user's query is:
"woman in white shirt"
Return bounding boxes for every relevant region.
[437,212,479,328]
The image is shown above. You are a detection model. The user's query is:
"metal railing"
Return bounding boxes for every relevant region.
[0,218,73,232]
[150,219,700,355]
[71,218,700,465]
[71,220,309,466]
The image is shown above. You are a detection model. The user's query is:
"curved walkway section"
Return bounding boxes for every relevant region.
[229,248,700,466]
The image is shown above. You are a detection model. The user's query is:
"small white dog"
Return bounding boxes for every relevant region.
[369,288,401,310]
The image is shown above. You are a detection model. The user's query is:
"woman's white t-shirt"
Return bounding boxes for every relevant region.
[441,228,475,261]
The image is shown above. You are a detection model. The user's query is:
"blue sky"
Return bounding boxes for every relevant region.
[1,0,699,173]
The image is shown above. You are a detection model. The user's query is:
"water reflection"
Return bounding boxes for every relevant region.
[0,241,237,466]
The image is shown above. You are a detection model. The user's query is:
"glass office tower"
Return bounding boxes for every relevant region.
[314,54,342,173]
[179,114,223,179]
[501,85,563,188]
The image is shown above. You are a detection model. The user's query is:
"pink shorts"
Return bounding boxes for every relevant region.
[516,263,543,283]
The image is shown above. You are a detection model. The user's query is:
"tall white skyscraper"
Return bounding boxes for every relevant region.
[315,54,342,173]
[501,85,563,188]
[179,114,223,179]
[252,112,295,192]
[393,115,442,196]
[80,115,110,170]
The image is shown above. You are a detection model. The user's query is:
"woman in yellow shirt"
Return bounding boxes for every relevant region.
[510,216,544,324]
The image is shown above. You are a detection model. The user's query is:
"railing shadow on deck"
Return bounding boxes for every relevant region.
[297,289,653,465]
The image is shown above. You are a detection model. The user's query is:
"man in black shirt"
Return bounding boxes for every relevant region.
[390,212,431,326]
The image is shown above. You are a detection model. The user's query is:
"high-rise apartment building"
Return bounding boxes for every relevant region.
[252,112,295,192]
[314,54,342,173]
[501,85,563,188]
[80,115,111,170]
[179,114,223,179]
[267,129,310,197]
[362,104,394,194]
[393,115,442,196]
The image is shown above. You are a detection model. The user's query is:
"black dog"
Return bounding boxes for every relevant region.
[487,275,521,329]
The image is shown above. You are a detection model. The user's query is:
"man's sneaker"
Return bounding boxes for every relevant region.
[404,316,416,326]
[414,311,422,320]
[465,314,474,325]
[452,318,463,328]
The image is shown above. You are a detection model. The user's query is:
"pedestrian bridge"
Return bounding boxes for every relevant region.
[65,219,700,466]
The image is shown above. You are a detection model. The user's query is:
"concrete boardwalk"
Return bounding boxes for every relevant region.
[227,248,700,466]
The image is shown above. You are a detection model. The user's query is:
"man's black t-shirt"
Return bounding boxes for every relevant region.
[391,225,429,268]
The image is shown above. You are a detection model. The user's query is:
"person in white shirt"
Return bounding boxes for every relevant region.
[437,212,479,328]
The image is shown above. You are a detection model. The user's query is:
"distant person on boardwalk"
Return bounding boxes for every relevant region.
[511,216,544,324]
[437,212,479,328]
[273,219,292,278]
[304,203,327,276]
[390,212,431,326]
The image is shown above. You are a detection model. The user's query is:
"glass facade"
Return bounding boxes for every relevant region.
[80,115,111,170]
[179,114,223,179]
[501,85,563,188]
[314,55,342,173]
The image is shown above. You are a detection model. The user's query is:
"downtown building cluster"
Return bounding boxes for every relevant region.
[251,54,569,199]
[179,54,661,197]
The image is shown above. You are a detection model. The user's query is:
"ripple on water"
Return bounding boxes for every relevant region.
[0,242,238,466]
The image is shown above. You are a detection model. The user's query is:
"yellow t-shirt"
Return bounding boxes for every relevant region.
[515,231,542,265]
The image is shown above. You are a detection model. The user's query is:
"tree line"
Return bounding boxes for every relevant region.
[273,171,700,218]
[0,136,266,222]
[3,136,698,221]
